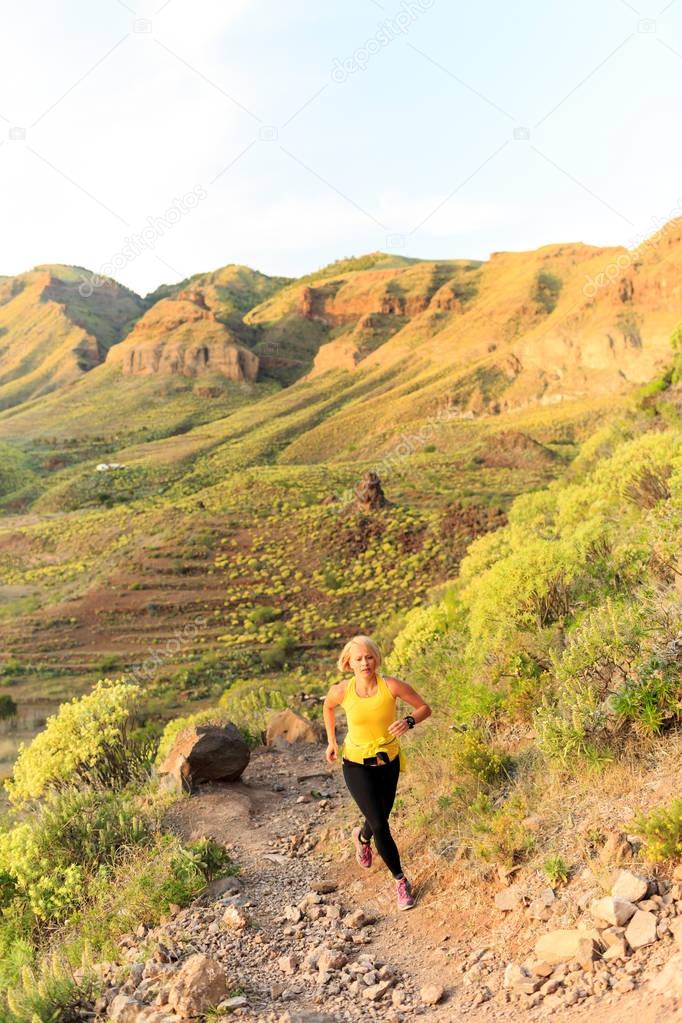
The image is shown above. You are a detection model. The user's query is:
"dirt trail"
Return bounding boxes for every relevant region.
[159,743,682,1023]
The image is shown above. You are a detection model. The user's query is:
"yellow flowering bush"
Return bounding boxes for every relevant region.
[385,602,451,675]
[6,678,141,804]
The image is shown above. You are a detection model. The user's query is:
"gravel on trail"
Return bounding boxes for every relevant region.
[96,743,682,1023]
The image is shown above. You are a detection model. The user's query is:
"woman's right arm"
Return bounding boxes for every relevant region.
[323,682,344,763]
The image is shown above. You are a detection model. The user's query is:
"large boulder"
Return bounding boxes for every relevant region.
[159,723,250,792]
[265,708,324,746]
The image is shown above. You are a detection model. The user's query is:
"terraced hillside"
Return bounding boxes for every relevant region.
[1,224,681,743]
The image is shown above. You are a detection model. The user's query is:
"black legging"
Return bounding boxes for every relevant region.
[342,755,402,878]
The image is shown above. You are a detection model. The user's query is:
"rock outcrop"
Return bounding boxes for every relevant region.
[107,292,259,381]
[353,471,386,512]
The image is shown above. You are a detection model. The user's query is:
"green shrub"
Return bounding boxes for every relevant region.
[96,654,125,675]
[1,960,99,1023]
[535,598,682,765]
[543,854,569,885]
[609,656,681,734]
[175,838,237,883]
[532,270,562,314]
[0,788,150,923]
[246,605,280,626]
[0,695,17,720]
[467,793,536,866]
[452,730,510,784]
[0,657,25,680]
[218,683,288,742]
[669,322,682,383]
[6,679,144,804]
[385,601,452,675]
[260,632,296,671]
[633,799,682,862]
[495,649,552,723]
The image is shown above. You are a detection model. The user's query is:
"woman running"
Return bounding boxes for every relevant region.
[323,634,431,910]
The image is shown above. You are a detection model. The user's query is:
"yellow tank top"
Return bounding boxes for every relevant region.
[339,672,407,770]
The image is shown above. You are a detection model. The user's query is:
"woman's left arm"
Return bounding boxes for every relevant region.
[386,677,432,737]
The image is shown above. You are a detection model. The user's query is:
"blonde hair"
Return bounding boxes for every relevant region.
[336,634,382,674]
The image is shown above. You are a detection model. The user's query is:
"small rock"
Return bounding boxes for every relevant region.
[540,977,562,996]
[343,909,366,928]
[600,926,626,947]
[311,880,338,894]
[222,905,248,929]
[534,930,601,965]
[420,983,444,1006]
[166,955,229,1019]
[219,996,249,1010]
[363,981,392,1001]
[599,832,632,866]
[603,940,628,961]
[625,910,658,950]
[494,884,524,912]
[529,960,554,978]
[611,870,648,903]
[471,986,492,1006]
[590,896,638,926]
[503,964,531,989]
[317,951,347,973]
[109,995,144,1023]
[278,955,299,976]
[204,875,241,899]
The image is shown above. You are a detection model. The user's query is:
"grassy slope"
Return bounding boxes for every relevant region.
[0,229,680,724]
[0,266,145,410]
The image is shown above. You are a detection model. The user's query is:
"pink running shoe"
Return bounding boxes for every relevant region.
[396,876,415,910]
[352,826,372,869]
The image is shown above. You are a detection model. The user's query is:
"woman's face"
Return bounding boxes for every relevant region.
[350,644,376,677]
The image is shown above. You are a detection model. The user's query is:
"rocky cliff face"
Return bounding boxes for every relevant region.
[244,261,480,381]
[295,262,471,328]
[106,290,259,382]
[3,222,682,420]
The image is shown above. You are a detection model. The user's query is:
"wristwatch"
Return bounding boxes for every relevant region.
[404,715,416,729]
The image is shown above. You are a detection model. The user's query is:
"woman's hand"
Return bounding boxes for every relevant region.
[325,740,339,763]
[388,719,410,738]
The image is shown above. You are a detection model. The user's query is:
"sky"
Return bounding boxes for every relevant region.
[2,0,682,295]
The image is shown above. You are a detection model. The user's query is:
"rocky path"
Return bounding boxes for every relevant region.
[100,742,682,1023]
